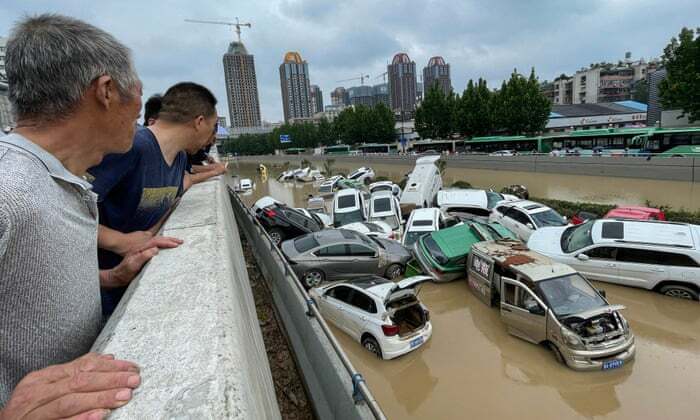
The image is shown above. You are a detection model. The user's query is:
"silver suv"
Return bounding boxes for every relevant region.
[528,219,700,300]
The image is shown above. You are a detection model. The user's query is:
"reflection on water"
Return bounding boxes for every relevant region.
[227,161,700,420]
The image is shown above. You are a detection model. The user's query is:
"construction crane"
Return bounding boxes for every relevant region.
[375,71,388,83]
[336,73,370,86]
[184,17,251,43]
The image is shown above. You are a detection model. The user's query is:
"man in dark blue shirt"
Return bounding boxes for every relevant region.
[89,82,221,315]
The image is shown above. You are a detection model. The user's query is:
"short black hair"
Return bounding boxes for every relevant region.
[158,82,217,123]
[143,94,162,126]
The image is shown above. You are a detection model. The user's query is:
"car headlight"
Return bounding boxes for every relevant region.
[619,315,630,337]
[560,326,585,350]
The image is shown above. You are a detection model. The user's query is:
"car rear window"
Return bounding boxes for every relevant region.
[373,197,391,213]
[365,223,382,233]
[412,219,433,226]
[337,195,356,208]
[293,235,319,253]
[423,236,449,265]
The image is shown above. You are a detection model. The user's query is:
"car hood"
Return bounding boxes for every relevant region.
[280,239,300,259]
[561,304,626,321]
[526,226,568,256]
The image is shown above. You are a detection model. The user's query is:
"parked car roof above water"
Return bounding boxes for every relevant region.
[473,240,578,281]
[590,219,699,249]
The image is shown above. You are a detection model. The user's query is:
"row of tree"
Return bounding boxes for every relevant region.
[660,27,700,123]
[415,68,551,139]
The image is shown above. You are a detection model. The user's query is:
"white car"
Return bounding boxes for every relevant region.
[402,207,454,247]
[489,150,516,156]
[527,219,700,300]
[332,188,369,227]
[490,200,567,241]
[400,156,442,210]
[347,167,375,185]
[437,189,518,218]
[309,275,433,359]
[252,196,282,214]
[369,191,403,239]
[295,208,332,228]
[239,178,253,191]
[318,175,344,196]
[341,221,396,240]
[369,181,402,197]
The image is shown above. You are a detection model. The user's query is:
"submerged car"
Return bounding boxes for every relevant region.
[369,191,403,239]
[402,207,454,247]
[369,181,402,197]
[412,221,516,282]
[437,188,518,218]
[490,200,568,241]
[466,240,635,371]
[318,175,345,196]
[281,229,412,288]
[310,275,433,359]
[604,206,666,221]
[342,221,396,240]
[255,203,324,245]
[347,167,375,185]
[332,188,369,227]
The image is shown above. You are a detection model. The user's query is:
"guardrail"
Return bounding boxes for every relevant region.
[228,187,387,420]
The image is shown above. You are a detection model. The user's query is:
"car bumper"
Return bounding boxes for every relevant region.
[382,322,433,360]
[411,245,461,283]
[560,335,636,371]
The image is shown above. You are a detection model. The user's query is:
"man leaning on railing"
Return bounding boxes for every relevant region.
[0,14,152,419]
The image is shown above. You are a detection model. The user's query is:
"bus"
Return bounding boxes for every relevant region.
[283,147,306,155]
[411,139,461,154]
[357,143,399,154]
[635,127,700,156]
[460,135,541,154]
[541,127,650,154]
[324,144,352,155]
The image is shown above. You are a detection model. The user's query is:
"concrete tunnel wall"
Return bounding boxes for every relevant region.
[91,175,281,419]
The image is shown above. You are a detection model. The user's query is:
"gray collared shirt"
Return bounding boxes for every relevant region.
[0,134,102,406]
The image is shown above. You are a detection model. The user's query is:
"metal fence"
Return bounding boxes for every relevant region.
[228,187,387,420]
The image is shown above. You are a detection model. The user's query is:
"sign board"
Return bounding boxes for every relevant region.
[467,253,494,305]
[280,134,291,143]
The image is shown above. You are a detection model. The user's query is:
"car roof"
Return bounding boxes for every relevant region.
[437,189,487,208]
[312,228,367,245]
[501,200,550,214]
[410,208,439,220]
[424,223,482,259]
[591,220,698,249]
[473,240,577,281]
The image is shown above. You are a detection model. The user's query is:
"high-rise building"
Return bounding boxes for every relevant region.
[279,51,313,122]
[223,40,262,129]
[331,87,350,106]
[647,68,666,126]
[0,36,7,81]
[373,83,389,107]
[551,75,573,105]
[422,56,451,96]
[310,84,324,114]
[388,53,417,118]
[416,82,423,103]
[0,81,12,131]
[348,85,374,107]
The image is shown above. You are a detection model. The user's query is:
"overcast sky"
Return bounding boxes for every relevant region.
[1,0,696,122]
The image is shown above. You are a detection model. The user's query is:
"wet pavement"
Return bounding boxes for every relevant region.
[228,161,700,420]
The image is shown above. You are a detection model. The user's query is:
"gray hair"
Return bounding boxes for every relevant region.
[6,14,140,123]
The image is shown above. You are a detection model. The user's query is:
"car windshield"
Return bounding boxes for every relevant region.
[337,195,357,208]
[537,274,607,317]
[333,209,364,227]
[422,236,449,265]
[349,170,362,179]
[319,185,332,193]
[531,209,566,228]
[412,219,433,227]
[371,215,400,230]
[485,192,505,209]
[293,235,319,253]
[561,221,594,253]
[404,231,427,246]
[372,197,391,213]
[372,185,391,193]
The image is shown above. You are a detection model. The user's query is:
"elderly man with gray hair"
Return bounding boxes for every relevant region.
[0,14,156,419]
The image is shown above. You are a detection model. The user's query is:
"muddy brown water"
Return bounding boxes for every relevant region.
[228,162,700,420]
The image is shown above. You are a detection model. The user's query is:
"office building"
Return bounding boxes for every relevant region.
[223,40,262,129]
[279,51,313,122]
[0,81,12,131]
[348,85,374,107]
[373,83,389,107]
[331,87,350,106]
[422,56,451,96]
[388,52,417,118]
[0,36,6,81]
[310,85,324,114]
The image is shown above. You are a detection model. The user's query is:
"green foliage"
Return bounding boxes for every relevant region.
[436,160,447,175]
[334,103,396,145]
[492,69,550,135]
[415,85,455,139]
[450,181,472,188]
[458,78,494,137]
[632,80,649,104]
[659,27,700,122]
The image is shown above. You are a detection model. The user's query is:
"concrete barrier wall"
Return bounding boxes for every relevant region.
[229,190,381,420]
[92,176,281,419]
[234,154,698,182]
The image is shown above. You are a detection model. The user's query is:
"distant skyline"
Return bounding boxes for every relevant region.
[0,0,696,122]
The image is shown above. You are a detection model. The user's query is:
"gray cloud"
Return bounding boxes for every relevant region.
[1,0,696,121]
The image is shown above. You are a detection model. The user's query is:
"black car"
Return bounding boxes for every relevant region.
[256,204,324,245]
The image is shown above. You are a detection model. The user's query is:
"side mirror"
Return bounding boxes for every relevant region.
[526,223,535,230]
[598,289,607,298]
[576,253,590,261]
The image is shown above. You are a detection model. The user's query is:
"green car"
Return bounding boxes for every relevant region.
[410,221,516,282]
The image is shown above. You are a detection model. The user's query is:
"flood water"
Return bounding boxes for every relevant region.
[228,161,700,420]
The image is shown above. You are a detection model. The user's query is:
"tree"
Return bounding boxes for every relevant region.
[491,68,550,135]
[659,27,700,122]
[458,78,494,137]
[632,80,649,104]
[415,85,452,139]
[333,104,396,145]
[523,68,551,134]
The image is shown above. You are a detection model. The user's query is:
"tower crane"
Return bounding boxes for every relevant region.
[184,17,251,42]
[375,71,388,83]
[336,73,370,86]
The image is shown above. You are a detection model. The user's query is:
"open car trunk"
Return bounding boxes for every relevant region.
[388,296,427,337]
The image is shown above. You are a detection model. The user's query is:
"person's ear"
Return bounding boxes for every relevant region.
[194,115,205,130]
[94,75,115,109]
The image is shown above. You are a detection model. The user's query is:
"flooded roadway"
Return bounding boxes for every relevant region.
[229,161,700,420]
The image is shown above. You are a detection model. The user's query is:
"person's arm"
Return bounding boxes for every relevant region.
[183,163,227,191]
[98,225,182,257]
[99,245,159,289]
[0,353,140,420]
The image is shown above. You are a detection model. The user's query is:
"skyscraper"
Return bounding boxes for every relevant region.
[279,52,313,122]
[423,56,451,96]
[223,40,262,129]
[388,53,417,118]
[331,87,350,106]
[348,85,374,107]
[373,83,389,107]
[310,84,324,114]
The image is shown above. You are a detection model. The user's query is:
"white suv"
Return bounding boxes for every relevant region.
[332,188,369,227]
[490,200,567,241]
[527,219,700,300]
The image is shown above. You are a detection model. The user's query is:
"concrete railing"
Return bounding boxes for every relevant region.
[92,175,281,419]
[228,188,386,420]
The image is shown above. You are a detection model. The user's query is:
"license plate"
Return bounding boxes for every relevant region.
[602,359,623,370]
[410,336,424,348]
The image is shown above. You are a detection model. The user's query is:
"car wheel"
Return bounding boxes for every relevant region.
[362,336,383,359]
[268,228,284,245]
[302,269,325,289]
[385,263,404,280]
[659,284,699,300]
[548,342,565,365]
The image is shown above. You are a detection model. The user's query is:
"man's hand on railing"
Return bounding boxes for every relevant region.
[0,353,140,420]
[98,226,183,257]
[100,246,159,289]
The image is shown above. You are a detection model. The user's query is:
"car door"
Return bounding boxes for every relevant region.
[613,247,667,289]
[315,244,352,280]
[572,246,620,283]
[504,208,531,241]
[347,243,380,275]
[345,290,377,341]
[500,277,547,344]
[321,285,354,329]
